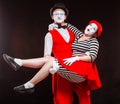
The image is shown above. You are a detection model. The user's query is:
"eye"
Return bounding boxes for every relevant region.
[53,13,58,16]
[60,13,65,15]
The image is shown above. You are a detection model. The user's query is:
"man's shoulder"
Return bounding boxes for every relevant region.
[45,32,52,37]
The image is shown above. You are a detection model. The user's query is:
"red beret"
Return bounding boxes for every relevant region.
[89,20,103,37]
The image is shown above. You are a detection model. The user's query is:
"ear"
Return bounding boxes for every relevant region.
[51,15,54,20]
[64,15,67,20]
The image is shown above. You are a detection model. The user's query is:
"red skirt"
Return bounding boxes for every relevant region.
[58,59,102,90]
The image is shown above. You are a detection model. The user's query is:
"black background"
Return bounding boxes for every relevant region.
[0,0,120,104]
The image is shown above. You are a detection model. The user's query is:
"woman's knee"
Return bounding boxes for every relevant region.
[45,56,54,63]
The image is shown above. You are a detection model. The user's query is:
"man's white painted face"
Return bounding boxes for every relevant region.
[53,9,66,23]
[84,23,98,36]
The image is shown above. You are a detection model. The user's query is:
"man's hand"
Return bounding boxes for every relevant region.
[48,23,58,31]
[63,56,80,66]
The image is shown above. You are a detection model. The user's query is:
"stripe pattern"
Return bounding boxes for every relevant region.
[55,59,86,83]
[72,38,99,61]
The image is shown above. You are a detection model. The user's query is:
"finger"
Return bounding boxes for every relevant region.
[64,60,68,64]
[66,61,71,65]
[69,62,72,66]
[63,58,69,61]
[64,61,70,66]
[64,61,69,65]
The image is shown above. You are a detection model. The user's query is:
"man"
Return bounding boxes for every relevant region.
[3,3,94,104]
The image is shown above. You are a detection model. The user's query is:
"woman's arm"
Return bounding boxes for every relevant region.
[89,38,99,62]
[67,23,83,38]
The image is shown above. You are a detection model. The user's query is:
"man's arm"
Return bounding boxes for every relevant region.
[44,33,53,56]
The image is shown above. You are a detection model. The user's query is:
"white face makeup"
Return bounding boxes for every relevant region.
[53,9,66,23]
[84,23,98,36]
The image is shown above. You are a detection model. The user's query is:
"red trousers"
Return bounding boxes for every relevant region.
[53,74,91,104]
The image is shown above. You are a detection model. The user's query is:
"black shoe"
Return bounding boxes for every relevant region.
[13,84,35,93]
[2,54,20,71]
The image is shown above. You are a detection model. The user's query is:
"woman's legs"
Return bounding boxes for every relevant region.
[13,57,54,93]
[3,54,53,71]
[29,58,53,85]
[21,56,52,69]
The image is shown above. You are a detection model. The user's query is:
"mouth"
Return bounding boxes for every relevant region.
[58,17,61,19]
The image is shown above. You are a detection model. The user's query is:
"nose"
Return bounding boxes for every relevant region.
[58,14,62,16]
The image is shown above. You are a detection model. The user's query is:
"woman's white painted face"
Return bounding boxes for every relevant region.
[53,9,66,23]
[84,23,98,36]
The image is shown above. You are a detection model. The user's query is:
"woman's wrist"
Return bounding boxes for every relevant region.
[75,56,80,61]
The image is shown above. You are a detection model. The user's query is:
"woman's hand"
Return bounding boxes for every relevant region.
[63,56,80,66]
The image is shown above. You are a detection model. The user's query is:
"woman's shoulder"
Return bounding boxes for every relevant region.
[90,37,98,41]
